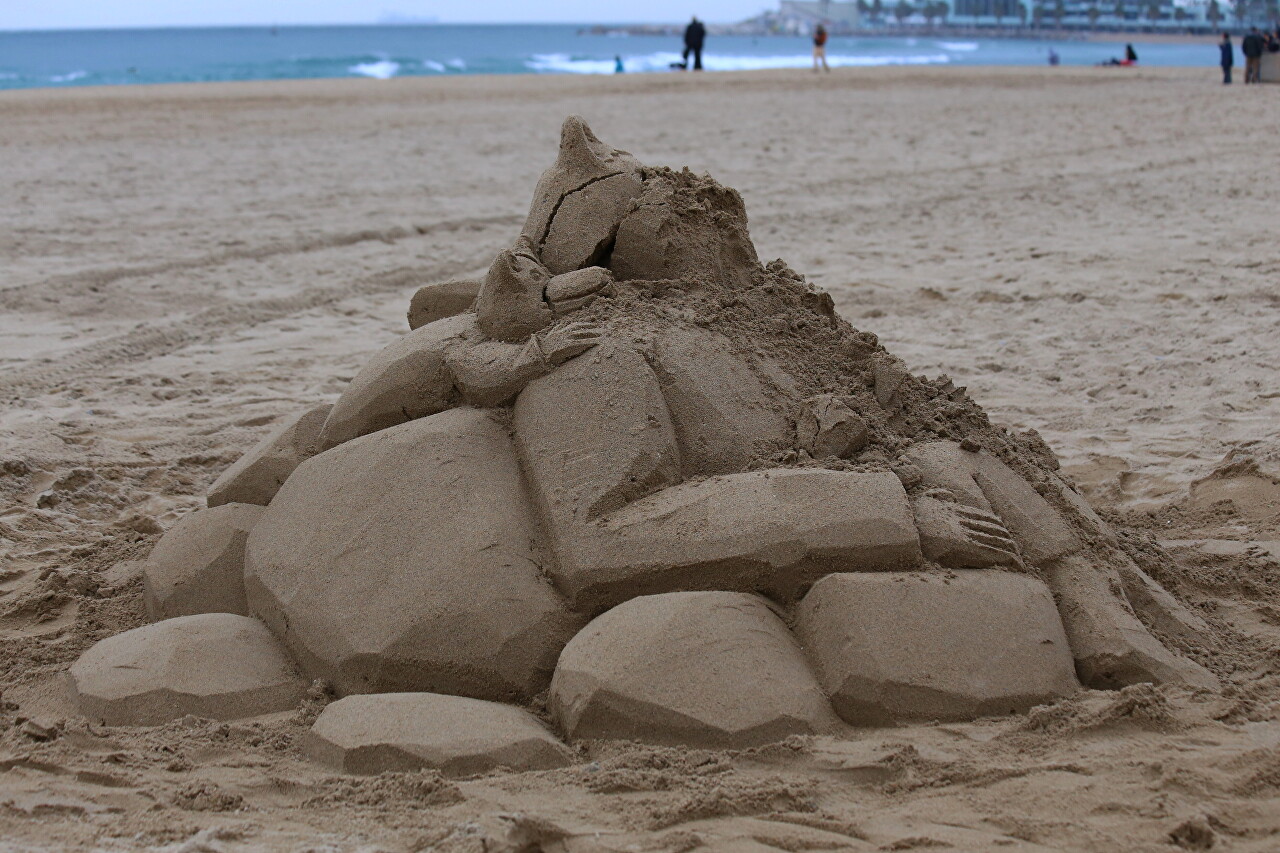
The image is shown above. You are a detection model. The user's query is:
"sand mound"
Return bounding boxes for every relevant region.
[67,116,1219,758]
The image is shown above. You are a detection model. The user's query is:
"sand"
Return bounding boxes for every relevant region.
[2,66,1279,851]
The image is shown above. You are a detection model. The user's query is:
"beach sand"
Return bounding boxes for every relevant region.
[2,66,1279,851]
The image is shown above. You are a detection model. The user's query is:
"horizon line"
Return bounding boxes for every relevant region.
[0,21,708,34]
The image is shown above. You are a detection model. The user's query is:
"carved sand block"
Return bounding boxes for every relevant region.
[797,572,1079,725]
[305,693,574,776]
[551,592,838,747]
[143,502,262,621]
[207,402,331,508]
[318,313,473,450]
[69,614,306,726]
[246,407,578,701]
[650,326,794,477]
[407,279,481,330]
[554,469,922,611]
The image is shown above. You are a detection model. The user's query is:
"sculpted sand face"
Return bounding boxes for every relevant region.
[69,117,1216,769]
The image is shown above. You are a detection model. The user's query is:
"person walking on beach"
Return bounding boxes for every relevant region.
[1242,27,1265,84]
[813,24,830,73]
[683,16,706,71]
[1220,33,1234,85]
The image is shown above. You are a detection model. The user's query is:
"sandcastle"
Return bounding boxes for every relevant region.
[68,117,1219,774]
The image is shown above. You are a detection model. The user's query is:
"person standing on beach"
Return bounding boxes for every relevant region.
[1220,33,1234,85]
[1242,28,1264,84]
[683,16,706,71]
[813,24,830,73]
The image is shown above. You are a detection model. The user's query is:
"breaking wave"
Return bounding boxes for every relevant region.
[348,60,400,79]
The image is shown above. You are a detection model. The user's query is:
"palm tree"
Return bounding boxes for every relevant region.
[1146,1,1161,23]
[872,0,885,23]
[1231,0,1248,23]
[1054,0,1067,26]
[1113,0,1126,22]
[1207,0,1223,26]
[894,0,915,23]
[1087,0,1102,27]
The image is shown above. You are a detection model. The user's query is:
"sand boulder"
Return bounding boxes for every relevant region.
[305,693,575,776]
[143,503,263,621]
[318,313,472,450]
[207,403,331,507]
[550,591,837,747]
[246,407,577,701]
[796,572,1080,725]
[796,394,869,460]
[69,613,306,726]
[407,279,481,330]
[1044,554,1218,690]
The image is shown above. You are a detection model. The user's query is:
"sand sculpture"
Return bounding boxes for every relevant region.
[68,117,1219,774]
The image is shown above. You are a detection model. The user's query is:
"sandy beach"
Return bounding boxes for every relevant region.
[2,66,1279,851]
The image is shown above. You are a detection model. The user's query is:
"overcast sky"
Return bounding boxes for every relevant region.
[5,1,768,30]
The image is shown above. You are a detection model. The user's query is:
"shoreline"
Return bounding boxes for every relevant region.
[0,61,1218,99]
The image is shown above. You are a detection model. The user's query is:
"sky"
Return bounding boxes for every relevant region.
[3,1,769,31]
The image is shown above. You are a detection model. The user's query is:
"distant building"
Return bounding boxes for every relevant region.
[741,1,862,34]
[780,1,863,27]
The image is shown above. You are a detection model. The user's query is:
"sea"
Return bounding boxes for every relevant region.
[0,24,1218,91]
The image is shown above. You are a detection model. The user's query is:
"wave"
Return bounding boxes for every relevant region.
[937,41,980,51]
[527,51,952,74]
[422,59,446,72]
[49,70,88,83]
[349,60,400,79]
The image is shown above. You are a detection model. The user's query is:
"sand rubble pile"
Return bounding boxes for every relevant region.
[65,116,1221,775]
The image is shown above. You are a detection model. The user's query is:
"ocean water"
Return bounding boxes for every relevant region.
[0,24,1217,91]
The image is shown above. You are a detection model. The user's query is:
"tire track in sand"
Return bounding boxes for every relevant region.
[0,257,491,400]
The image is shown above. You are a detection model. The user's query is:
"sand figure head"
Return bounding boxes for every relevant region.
[475,236,555,342]
[523,116,644,275]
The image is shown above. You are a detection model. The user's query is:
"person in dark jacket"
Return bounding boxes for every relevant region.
[1220,33,1234,85]
[1124,43,1138,63]
[1242,27,1264,84]
[683,16,706,71]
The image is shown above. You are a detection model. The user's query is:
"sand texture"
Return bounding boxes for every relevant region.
[2,66,1279,851]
